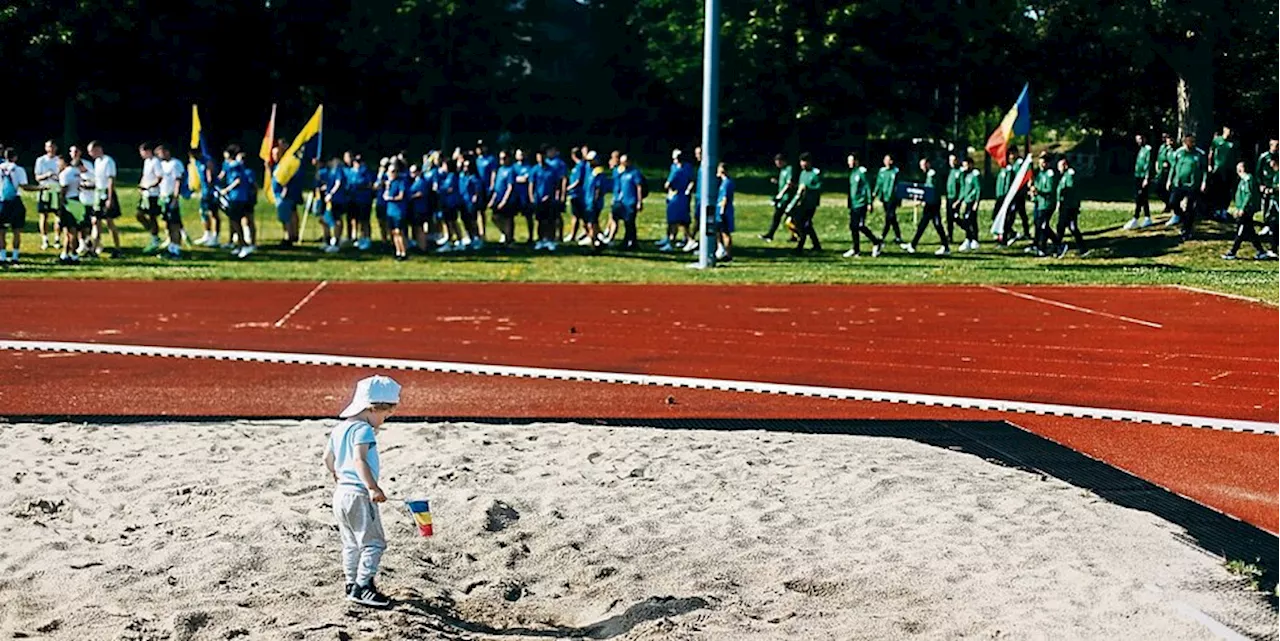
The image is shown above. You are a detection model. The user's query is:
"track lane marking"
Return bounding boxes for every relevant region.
[1,339,1274,435]
[983,285,1163,329]
[273,281,329,328]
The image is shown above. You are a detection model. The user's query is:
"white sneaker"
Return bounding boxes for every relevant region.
[564,234,576,243]
[968,241,979,251]
[715,247,728,260]
[40,237,49,250]
[682,239,699,252]
[957,240,971,252]
[872,243,883,258]
[435,236,449,247]
[436,242,454,253]
[1122,219,1136,230]
[900,243,915,254]
[545,242,558,253]
[202,236,219,248]
[658,242,674,253]
[323,243,340,254]
[1165,214,1181,227]
[237,245,256,258]
[1140,217,1153,228]
[842,248,858,258]
[357,238,372,251]
[577,236,593,246]
[470,238,485,250]
[934,246,950,255]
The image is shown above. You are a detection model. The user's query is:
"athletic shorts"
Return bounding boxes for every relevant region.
[350,201,372,224]
[375,200,387,220]
[276,199,298,225]
[58,202,85,230]
[581,205,601,226]
[666,196,692,226]
[160,196,183,225]
[570,198,586,219]
[611,202,637,222]
[386,207,406,230]
[495,202,519,221]
[0,199,26,229]
[138,194,160,214]
[441,205,460,223]
[200,195,221,220]
[37,190,56,213]
[95,196,123,221]
[719,206,736,233]
[410,207,429,228]
[517,201,534,219]
[535,200,559,223]
[227,201,253,222]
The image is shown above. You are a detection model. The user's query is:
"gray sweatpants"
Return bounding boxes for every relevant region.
[333,488,386,586]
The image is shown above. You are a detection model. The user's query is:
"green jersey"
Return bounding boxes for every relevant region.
[774,165,796,204]
[1156,143,1176,179]
[1210,135,1236,173]
[873,166,898,203]
[995,165,1016,199]
[848,166,871,209]
[1056,168,1079,209]
[961,169,981,203]
[789,167,823,210]
[1256,151,1277,186]
[1134,144,1154,179]
[946,166,963,200]
[1033,168,1058,209]
[1235,173,1259,212]
[1169,147,1207,188]
[923,167,943,205]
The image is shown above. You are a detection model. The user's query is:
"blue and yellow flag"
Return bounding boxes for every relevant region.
[187,104,210,195]
[273,105,323,190]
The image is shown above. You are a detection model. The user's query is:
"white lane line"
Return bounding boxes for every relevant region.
[983,286,1163,329]
[1169,284,1272,307]
[1,339,1274,435]
[1172,601,1253,641]
[273,281,329,328]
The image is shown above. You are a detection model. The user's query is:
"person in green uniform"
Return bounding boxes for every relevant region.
[995,148,1030,245]
[957,157,981,251]
[1155,133,1177,213]
[762,153,796,242]
[786,153,823,253]
[1223,161,1275,260]
[873,154,902,244]
[1207,126,1237,219]
[1027,152,1060,257]
[903,156,951,255]
[1256,139,1278,227]
[1126,133,1155,229]
[843,152,883,257]
[1165,134,1207,239]
[1053,157,1088,258]
[945,153,962,245]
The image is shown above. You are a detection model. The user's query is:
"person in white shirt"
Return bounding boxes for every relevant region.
[68,146,96,257]
[156,144,186,259]
[88,141,123,258]
[0,148,43,264]
[56,154,86,264]
[138,143,163,254]
[33,140,61,250]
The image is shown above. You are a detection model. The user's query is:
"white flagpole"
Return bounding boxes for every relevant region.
[991,155,1034,236]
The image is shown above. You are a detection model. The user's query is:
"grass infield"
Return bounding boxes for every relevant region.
[2,184,1276,303]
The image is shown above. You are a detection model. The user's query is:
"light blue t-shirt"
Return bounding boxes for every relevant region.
[328,419,379,493]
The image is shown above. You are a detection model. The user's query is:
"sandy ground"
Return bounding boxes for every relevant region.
[0,420,1273,641]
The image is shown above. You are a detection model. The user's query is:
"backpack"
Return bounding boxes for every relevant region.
[0,165,18,201]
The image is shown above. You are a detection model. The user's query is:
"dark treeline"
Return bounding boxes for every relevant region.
[2,0,1275,166]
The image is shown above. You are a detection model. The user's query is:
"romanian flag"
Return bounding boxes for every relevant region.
[187,104,210,195]
[406,499,433,536]
[272,105,323,190]
[260,104,277,204]
[984,84,1032,168]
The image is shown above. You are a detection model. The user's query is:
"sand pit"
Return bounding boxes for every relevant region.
[0,420,1274,640]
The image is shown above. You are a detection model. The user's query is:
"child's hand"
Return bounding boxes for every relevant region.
[369,486,387,503]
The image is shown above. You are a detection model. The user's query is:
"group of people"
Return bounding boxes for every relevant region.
[1128,129,1278,260]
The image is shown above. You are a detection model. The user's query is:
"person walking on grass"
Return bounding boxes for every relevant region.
[137,143,164,254]
[1027,152,1061,257]
[1155,132,1177,214]
[219,146,258,259]
[1223,161,1277,261]
[787,152,823,254]
[902,157,949,255]
[843,152,883,258]
[715,162,735,262]
[1165,134,1207,240]
[1053,156,1088,258]
[56,154,87,265]
[155,145,187,260]
[0,147,43,265]
[1126,133,1155,230]
[611,154,644,250]
[996,148,1030,245]
[761,153,797,243]
[957,157,982,252]
[945,153,963,244]
[659,149,695,252]
[873,154,902,245]
[324,375,401,609]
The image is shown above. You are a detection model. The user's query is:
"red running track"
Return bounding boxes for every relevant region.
[0,280,1275,531]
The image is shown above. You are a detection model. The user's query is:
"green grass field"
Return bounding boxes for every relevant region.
[2,183,1276,303]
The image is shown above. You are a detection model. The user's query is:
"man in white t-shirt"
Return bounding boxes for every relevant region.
[67,146,97,257]
[88,141,123,258]
[156,145,186,259]
[138,143,163,253]
[0,147,42,264]
[33,140,61,250]
[56,154,86,264]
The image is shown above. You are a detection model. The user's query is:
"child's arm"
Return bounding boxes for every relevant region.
[354,443,386,502]
[323,441,337,482]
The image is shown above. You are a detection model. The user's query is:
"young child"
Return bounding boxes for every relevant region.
[715,162,735,262]
[383,164,409,261]
[324,375,402,609]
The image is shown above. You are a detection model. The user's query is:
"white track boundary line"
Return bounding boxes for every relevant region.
[984,285,1164,329]
[273,280,329,328]
[1169,284,1272,307]
[2,339,1274,435]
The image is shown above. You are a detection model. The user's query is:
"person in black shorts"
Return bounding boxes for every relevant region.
[34,140,61,250]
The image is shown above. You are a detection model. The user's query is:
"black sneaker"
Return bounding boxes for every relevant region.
[348,582,391,608]
[344,583,356,598]
[108,248,123,259]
